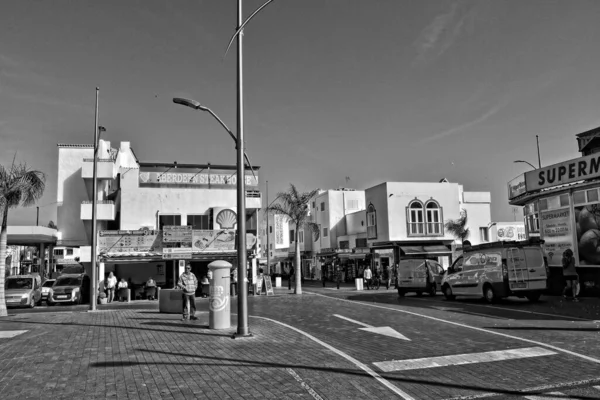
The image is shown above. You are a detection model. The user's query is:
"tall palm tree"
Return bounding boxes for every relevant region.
[0,160,46,316]
[445,209,470,248]
[268,184,320,294]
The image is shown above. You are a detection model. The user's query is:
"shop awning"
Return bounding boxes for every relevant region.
[400,245,451,256]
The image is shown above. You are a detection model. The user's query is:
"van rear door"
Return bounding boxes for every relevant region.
[523,247,547,290]
[507,248,529,291]
[398,259,427,289]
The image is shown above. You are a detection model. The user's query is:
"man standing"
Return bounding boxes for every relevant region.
[363,265,373,290]
[385,264,393,290]
[231,267,238,297]
[177,263,198,321]
[288,266,295,290]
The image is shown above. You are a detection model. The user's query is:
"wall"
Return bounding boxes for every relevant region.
[462,202,492,245]
[365,183,390,244]
[346,210,367,235]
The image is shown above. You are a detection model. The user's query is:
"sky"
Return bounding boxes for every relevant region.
[1,0,600,227]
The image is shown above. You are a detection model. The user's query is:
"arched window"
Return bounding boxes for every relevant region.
[425,200,442,235]
[367,204,377,239]
[407,201,424,235]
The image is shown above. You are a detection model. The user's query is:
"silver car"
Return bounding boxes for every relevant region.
[5,274,42,308]
[41,279,56,303]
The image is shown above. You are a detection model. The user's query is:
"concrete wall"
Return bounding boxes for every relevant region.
[462,202,492,245]
[365,183,390,244]
[346,210,367,236]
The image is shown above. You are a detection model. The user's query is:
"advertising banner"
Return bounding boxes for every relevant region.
[495,223,526,241]
[138,166,258,189]
[507,174,527,200]
[525,153,600,192]
[192,230,236,252]
[162,225,192,242]
[98,230,162,255]
[540,208,573,267]
[574,203,600,267]
[274,214,289,249]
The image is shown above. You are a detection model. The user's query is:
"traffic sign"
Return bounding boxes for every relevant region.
[163,225,193,242]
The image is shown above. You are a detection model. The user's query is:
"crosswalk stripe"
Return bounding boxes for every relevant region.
[374,347,556,372]
[524,392,565,400]
[0,330,28,339]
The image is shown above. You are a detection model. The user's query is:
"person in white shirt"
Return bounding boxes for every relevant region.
[106,272,117,303]
[363,266,373,290]
[117,278,128,302]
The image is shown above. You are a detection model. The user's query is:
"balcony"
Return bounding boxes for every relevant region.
[80,200,116,220]
[246,190,262,209]
[81,158,116,180]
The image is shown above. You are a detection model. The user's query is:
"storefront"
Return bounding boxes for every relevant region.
[370,241,453,274]
[508,143,600,295]
[338,248,371,282]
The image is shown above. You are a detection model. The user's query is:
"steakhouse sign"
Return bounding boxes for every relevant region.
[138,166,259,188]
[525,153,600,192]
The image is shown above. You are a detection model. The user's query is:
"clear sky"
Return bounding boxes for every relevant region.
[1,0,599,227]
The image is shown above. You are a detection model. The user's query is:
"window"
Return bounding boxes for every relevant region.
[588,190,599,203]
[356,238,367,248]
[574,191,586,204]
[66,249,74,256]
[312,202,315,209]
[269,226,272,234]
[159,214,181,230]
[54,249,64,257]
[425,201,442,235]
[187,215,210,230]
[523,201,540,234]
[346,199,359,210]
[479,227,489,242]
[269,243,273,250]
[323,227,328,237]
[559,194,570,207]
[407,201,424,235]
[320,202,325,211]
[299,231,304,244]
[290,230,295,241]
[367,204,377,239]
[339,240,350,249]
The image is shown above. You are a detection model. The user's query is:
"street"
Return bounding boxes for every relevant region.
[1,285,600,399]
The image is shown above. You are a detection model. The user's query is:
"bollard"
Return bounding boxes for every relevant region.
[208,260,231,329]
[355,278,363,291]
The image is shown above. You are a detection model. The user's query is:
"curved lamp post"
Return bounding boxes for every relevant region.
[513,160,537,170]
[173,96,252,337]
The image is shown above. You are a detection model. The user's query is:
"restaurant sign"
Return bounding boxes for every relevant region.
[138,166,258,189]
[525,153,600,192]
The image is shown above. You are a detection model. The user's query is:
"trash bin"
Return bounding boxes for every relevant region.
[208,260,231,330]
[275,276,282,287]
[355,278,364,291]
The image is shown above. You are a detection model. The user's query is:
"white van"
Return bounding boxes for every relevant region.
[441,238,548,303]
[396,259,445,297]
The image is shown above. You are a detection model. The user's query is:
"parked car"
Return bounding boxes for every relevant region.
[4,274,42,308]
[41,279,56,303]
[442,238,548,303]
[397,259,445,297]
[48,273,90,305]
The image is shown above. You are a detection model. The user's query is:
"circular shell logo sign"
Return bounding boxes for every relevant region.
[209,285,229,311]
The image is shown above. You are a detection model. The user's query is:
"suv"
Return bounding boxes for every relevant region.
[5,274,42,308]
[442,238,548,303]
[396,259,445,297]
[48,273,90,305]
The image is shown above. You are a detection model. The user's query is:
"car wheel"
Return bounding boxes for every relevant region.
[29,298,35,309]
[416,291,423,297]
[526,293,541,302]
[36,298,43,306]
[483,285,496,304]
[429,283,437,296]
[443,285,456,301]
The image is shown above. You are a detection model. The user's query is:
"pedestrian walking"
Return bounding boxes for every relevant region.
[335,264,341,290]
[385,264,393,290]
[562,249,579,302]
[106,272,117,303]
[288,266,295,290]
[178,263,198,320]
[363,265,373,290]
[231,268,238,297]
[322,267,327,287]
[117,278,128,302]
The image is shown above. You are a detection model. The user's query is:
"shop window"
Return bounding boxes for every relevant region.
[559,194,570,207]
[574,191,586,205]
[538,199,548,211]
[299,231,304,244]
[321,202,325,211]
[479,227,489,242]
[339,240,350,249]
[290,230,295,241]
[159,214,181,230]
[54,249,64,257]
[323,227,328,237]
[407,200,425,235]
[425,200,443,235]
[187,215,210,230]
[356,238,367,248]
[367,204,377,239]
[66,249,74,256]
[587,189,599,203]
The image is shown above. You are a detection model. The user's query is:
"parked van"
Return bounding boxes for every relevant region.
[396,259,445,297]
[4,274,42,308]
[48,273,91,305]
[441,238,548,303]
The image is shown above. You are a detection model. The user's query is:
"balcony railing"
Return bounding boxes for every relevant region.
[81,158,116,180]
[245,190,262,209]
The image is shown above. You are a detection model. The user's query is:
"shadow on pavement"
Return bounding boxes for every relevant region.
[86,348,598,400]
[488,326,600,332]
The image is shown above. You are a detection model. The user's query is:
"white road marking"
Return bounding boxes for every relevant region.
[310,293,600,365]
[412,296,591,321]
[524,392,565,400]
[429,306,500,319]
[374,347,556,372]
[594,385,600,391]
[0,330,28,339]
[253,315,416,400]
[286,368,324,400]
[333,314,410,340]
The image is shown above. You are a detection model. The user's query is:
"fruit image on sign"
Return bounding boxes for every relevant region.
[575,203,600,266]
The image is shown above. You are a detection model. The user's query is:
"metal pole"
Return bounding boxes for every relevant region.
[36,207,39,226]
[266,180,270,274]
[236,0,249,337]
[536,135,541,168]
[90,87,99,311]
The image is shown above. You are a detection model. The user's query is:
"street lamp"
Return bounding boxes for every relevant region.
[513,160,537,170]
[172,96,250,337]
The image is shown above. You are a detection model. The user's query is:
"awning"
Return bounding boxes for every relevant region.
[400,245,451,256]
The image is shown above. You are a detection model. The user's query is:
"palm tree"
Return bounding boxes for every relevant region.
[268,184,320,294]
[47,220,58,230]
[445,209,470,248]
[0,160,46,316]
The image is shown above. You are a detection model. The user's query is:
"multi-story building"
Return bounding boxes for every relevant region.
[56,140,261,295]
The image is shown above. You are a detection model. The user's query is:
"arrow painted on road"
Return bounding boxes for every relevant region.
[333,314,410,341]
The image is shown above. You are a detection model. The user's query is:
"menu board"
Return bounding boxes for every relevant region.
[98,230,162,255]
[540,208,573,267]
